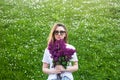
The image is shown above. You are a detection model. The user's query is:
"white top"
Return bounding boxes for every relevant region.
[42,44,78,80]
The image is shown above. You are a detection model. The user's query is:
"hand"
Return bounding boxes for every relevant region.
[55,65,66,72]
[52,69,61,74]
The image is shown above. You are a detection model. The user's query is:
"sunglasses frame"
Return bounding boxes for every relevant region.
[54,30,66,35]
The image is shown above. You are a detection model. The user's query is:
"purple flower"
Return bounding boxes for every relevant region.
[48,39,76,68]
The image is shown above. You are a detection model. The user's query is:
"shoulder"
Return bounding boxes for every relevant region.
[66,43,76,50]
[45,47,49,51]
[44,48,50,54]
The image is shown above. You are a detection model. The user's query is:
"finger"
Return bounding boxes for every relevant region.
[56,70,61,74]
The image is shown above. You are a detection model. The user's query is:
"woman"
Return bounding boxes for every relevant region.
[42,23,78,80]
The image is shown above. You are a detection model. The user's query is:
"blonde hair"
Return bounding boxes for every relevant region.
[47,23,68,46]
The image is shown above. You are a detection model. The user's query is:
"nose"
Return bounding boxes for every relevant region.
[58,32,61,35]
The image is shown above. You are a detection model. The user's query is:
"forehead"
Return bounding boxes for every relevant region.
[55,26,65,31]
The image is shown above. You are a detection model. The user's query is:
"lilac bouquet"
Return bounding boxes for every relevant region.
[48,39,76,79]
[48,39,76,69]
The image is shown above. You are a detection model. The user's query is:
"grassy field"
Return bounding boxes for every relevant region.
[0,0,120,80]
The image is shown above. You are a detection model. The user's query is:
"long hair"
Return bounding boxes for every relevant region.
[47,23,68,46]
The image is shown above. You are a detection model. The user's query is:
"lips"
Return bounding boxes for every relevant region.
[57,37,61,39]
[57,37,61,40]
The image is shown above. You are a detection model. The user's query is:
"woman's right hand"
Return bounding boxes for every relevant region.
[52,65,63,74]
[54,65,65,74]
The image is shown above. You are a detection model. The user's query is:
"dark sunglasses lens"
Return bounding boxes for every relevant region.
[54,31,59,34]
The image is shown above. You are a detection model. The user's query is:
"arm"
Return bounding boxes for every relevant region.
[65,61,78,72]
[42,62,61,74]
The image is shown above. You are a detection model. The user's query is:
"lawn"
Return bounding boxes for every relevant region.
[0,0,120,80]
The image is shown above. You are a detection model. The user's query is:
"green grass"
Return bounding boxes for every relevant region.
[0,0,120,80]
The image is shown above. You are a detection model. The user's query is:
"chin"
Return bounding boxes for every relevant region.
[56,38,63,40]
[56,39,60,40]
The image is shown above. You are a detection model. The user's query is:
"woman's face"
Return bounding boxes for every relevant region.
[54,26,66,40]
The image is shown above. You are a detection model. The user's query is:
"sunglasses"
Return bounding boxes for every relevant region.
[54,30,66,35]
